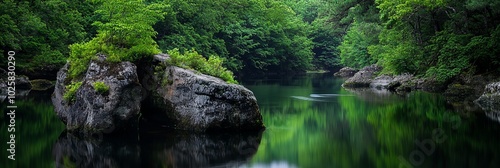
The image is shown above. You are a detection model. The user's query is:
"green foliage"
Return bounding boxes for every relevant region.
[339,21,381,69]
[92,81,109,94]
[166,48,238,84]
[67,0,166,78]
[424,32,471,82]
[0,0,92,73]
[63,82,83,102]
[155,0,313,76]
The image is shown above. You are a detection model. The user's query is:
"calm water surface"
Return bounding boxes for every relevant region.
[2,74,500,167]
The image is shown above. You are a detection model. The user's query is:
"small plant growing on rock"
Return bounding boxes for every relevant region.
[63,82,83,102]
[166,48,238,84]
[93,81,109,95]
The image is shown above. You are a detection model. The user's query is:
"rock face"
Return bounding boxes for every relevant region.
[475,82,500,113]
[343,64,382,88]
[51,60,144,135]
[141,55,264,132]
[334,67,358,78]
[370,75,394,89]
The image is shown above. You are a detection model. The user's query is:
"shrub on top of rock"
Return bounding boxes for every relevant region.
[166,48,238,84]
[66,0,167,79]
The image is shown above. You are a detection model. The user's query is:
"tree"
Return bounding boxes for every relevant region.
[0,0,92,76]
[67,0,167,78]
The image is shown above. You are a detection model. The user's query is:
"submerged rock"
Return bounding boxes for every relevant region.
[475,82,500,114]
[343,64,382,88]
[31,79,55,91]
[52,60,144,135]
[141,55,264,132]
[334,67,358,78]
[444,84,476,102]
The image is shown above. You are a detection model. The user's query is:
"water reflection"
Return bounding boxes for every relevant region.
[52,132,141,168]
[52,131,263,168]
[243,74,500,168]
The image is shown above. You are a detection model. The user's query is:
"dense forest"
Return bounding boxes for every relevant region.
[1,0,499,82]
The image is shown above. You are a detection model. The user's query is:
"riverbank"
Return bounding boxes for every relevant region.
[337,65,500,114]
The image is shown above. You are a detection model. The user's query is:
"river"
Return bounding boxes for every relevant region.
[1,73,500,167]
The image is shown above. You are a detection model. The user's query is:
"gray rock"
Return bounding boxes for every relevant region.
[475,82,500,114]
[0,75,32,95]
[343,64,382,88]
[52,60,144,135]
[141,57,264,132]
[334,67,358,78]
[387,73,413,90]
[153,53,170,62]
[370,75,394,90]
[13,75,32,89]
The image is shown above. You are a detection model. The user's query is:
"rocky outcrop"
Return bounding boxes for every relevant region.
[334,67,358,78]
[370,75,394,89]
[475,82,500,113]
[343,65,382,88]
[51,60,144,135]
[140,55,264,132]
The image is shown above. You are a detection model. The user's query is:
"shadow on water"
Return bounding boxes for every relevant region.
[52,130,263,168]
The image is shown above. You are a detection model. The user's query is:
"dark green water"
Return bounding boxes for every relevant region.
[2,74,500,168]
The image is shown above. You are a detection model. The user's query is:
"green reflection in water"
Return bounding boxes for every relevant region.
[1,91,65,168]
[244,74,500,168]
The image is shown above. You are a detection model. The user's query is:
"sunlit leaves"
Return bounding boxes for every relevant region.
[67,0,166,78]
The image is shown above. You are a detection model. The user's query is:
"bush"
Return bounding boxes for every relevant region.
[166,48,238,84]
[63,82,83,102]
[66,0,166,79]
[92,81,109,94]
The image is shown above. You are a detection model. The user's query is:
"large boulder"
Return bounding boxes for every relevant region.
[370,75,394,90]
[51,59,144,135]
[475,82,500,113]
[334,67,358,78]
[141,55,264,132]
[343,64,382,88]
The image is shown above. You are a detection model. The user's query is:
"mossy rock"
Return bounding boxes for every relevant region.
[444,83,476,103]
[31,79,55,91]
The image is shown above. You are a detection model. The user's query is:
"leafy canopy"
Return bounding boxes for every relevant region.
[67,0,167,78]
